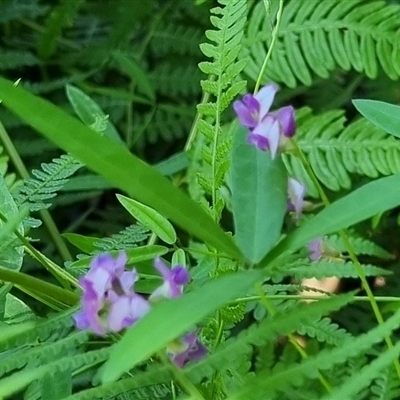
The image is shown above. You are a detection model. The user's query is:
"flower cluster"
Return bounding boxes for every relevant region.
[234,83,306,218]
[74,253,207,367]
[233,83,296,158]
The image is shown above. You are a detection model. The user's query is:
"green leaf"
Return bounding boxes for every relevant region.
[232,306,400,399]
[68,245,168,269]
[0,174,24,272]
[230,123,287,263]
[172,249,186,267]
[0,267,78,306]
[261,173,400,267]
[0,77,242,260]
[62,233,99,253]
[101,269,263,382]
[113,52,155,101]
[116,194,177,244]
[37,0,83,59]
[353,99,400,139]
[65,84,122,143]
[321,341,400,400]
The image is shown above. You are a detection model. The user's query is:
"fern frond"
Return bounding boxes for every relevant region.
[282,259,391,281]
[93,224,150,252]
[231,308,400,399]
[15,154,83,213]
[297,317,352,346]
[321,341,400,400]
[245,0,400,87]
[194,0,248,220]
[0,2,49,23]
[370,367,400,400]
[0,309,75,352]
[326,232,394,260]
[283,108,400,195]
[0,51,38,70]
[150,64,203,97]
[0,347,111,399]
[135,107,195,144]
[151,23,204,57]
[62,367,172,400]
[0,330,88,378]
[186,293,354,383]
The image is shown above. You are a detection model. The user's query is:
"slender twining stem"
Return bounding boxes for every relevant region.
[255,283,332,393]
[232,294,400,304]
[0,120,72,262]
[291,139,400,379]
[254,0,284,94]
[184,84,213,152]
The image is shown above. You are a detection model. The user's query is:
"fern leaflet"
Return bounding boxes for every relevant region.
[15,154,83,213]
[283,107,400,196]
[245,0,400,87]
[196,0,248,221]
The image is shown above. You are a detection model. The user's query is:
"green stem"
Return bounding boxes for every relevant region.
[0,266,78,307]
[232,294,400,304]
[158,352,206,400]
[0,210,77,288]
[184,84,212,152]
[255,283,332,393]
[254,0,284,94]
[125,1,173,149]
[0,119,72,262]
[291,139,400,379]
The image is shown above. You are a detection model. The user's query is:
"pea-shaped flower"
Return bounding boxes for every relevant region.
[233,83,296,158]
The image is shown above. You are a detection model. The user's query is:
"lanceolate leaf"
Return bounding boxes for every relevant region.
[0,77,242,260]
[353,99,400,139]
[230,123,287,263]
[116,194,177,244]
[65,84,122,143]
[261,172,400,267]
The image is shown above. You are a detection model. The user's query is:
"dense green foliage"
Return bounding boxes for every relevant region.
[1,0,400,399]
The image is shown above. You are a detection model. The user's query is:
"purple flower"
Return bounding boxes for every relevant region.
[288,178,306,219]
[308,239,323,261]
[233,84,279,129]
[73,252,150,335]
[150,257,190,302]
[168,332,208,367]
[308,238,341,261]
[233,83,296,157]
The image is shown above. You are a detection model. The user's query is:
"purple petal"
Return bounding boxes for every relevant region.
[151,258,188,299]
[247,132,269,151]
[233,98,258,128]
[288,178,306,218]
[266,119,281,159]
[118,269,137,294]
[251,116,280,158]
[108,294,150,332]
[274,106,296,137]
[308,239,323,261]
[113,251,128,276]
[171,266,190,285]
[254,83,279,120]
[108,296,134,332]
[73,311,90,330]
[81,264,112,300]
[169,333,207,368]
[153,257,172,280]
